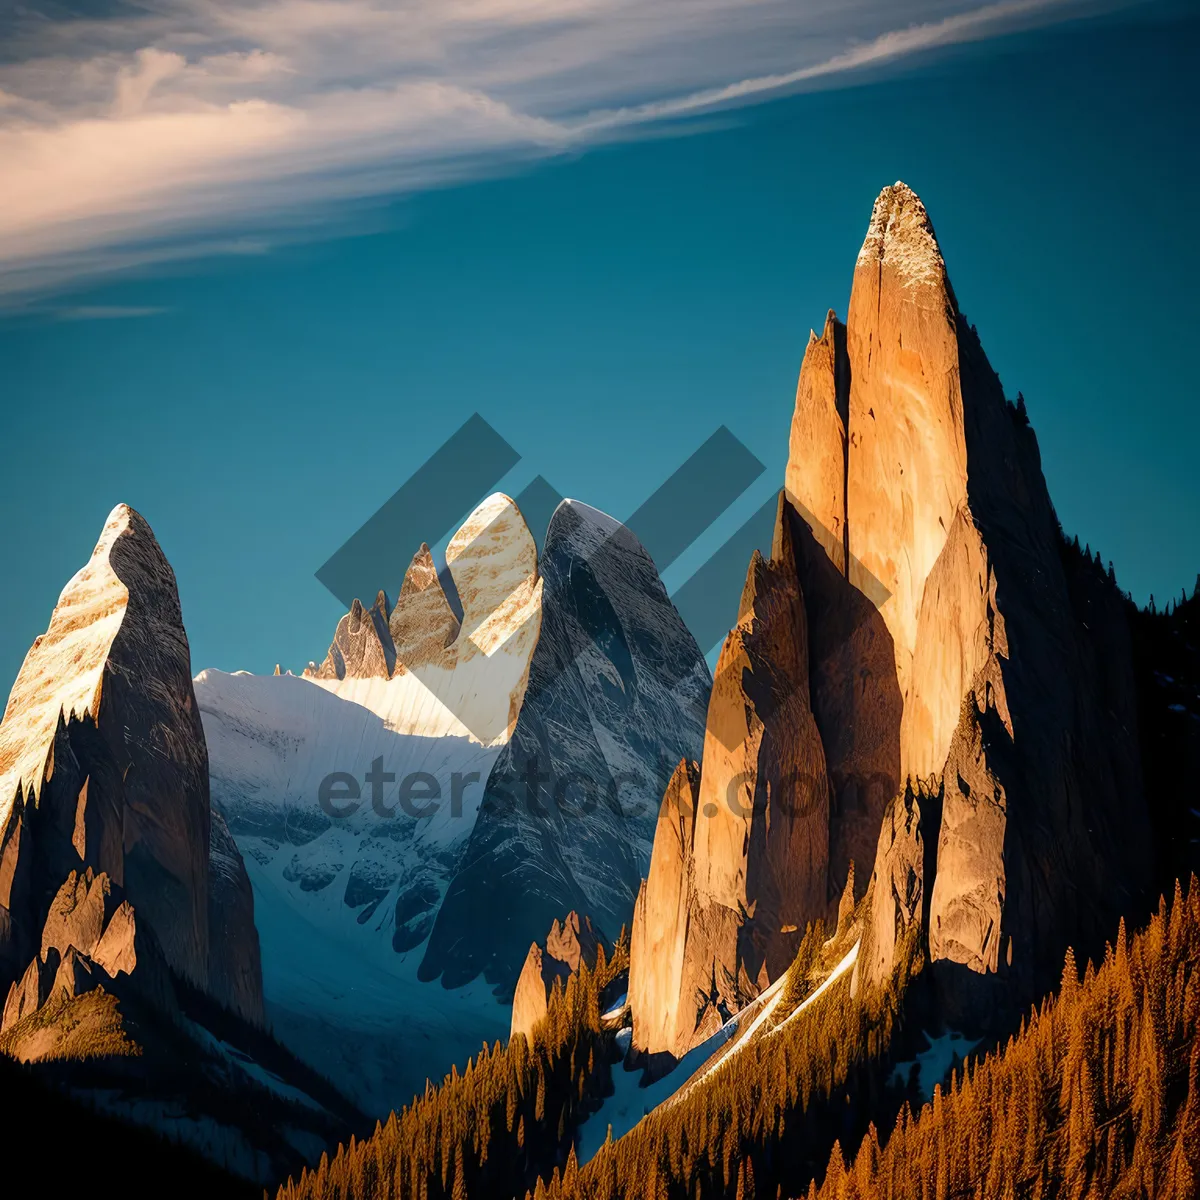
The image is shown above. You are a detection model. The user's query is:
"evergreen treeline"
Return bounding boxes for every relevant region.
[536,929,920,1200]
[276,875,1200,1200]
[277,941,627,1200]
[810,877,1200,1200]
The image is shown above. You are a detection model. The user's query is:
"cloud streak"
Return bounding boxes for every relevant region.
[0,0,1139,299]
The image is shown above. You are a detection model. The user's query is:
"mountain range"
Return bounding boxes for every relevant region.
[0,182,1196,1199]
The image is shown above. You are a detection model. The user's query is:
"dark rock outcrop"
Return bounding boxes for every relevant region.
[208,810,265,1024]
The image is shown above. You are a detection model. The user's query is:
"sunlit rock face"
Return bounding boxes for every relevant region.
[853,781,937,996]
[0,505,262,1022]
[630,181,1153,1045]
[630,499,830,1059]
[781,182,1152,1017]
[846,183,969,730]
[628,759,701,1060]
[690,497,829,975]
[786,310,848,576]
[785,312,900,912]
[509,911,601,1042]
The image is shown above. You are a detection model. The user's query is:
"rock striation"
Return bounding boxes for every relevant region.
[0,504,263,1023]
[509,911,601,1042]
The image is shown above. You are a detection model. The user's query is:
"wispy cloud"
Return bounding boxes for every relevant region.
[53,305,172,321]
[0,0,1140,299]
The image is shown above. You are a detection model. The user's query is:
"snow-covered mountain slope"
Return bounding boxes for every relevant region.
[196,668,503,956]
[196,493,710,1109]
[195,493,544,1108]
[576,932,862,1163]
[245,839,506,1118]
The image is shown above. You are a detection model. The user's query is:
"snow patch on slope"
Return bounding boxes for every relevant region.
[0,504,132,823]
[195,667,512,1110]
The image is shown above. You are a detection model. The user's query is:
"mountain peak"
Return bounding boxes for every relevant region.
[855,181,946,291]
[0,502,164,818]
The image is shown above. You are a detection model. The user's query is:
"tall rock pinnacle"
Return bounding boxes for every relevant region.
[628,182,1153,1050]
[845,181,968,738]
[781,182,1151,1016]
[0,504,263,1022]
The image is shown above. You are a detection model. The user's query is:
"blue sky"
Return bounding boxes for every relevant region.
[1,0,1196,688]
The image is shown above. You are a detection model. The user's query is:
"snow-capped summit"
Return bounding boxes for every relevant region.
[0,502,262,1019]
[304,491,542,747]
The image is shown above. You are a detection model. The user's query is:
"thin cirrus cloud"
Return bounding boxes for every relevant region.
[0,0,1138,300]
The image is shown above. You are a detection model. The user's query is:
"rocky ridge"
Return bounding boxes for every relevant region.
[0,506,359,1186]
[196,493,708,1109]
[419,499,710,992]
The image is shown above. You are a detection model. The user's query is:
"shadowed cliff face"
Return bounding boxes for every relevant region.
[628,497,831,1058]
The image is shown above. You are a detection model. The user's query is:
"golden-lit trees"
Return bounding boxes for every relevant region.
[812,876,1200,1200]
[277,937,627,1200]
[279,877,1200,1200]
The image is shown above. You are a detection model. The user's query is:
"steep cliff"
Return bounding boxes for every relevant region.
[419,499,709,992]
[632,182,1154,1052]
[787,183,1152,1018]
[629,496,829,1058]
[0,504,263,1022]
